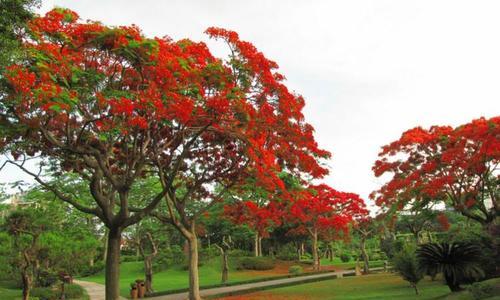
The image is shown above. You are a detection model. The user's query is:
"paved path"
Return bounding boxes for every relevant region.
[74,280,127,300]
[76,267,385,300]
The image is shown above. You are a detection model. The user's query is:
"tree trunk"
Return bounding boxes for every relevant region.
[103,229,109,262]
[300,242,305,256]
[360,238,369,274]
[21,272,31,300]
[105,227,122,300]
[187,234,201,300]
[258,236,263,257]
[221,252,228,284]
[412,283,419,295]
[254,233,259,257]
[312,230,320,271]
[144,256,153,293]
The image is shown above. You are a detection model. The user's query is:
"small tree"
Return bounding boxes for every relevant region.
[3,209,49,300]
[417,242,484,292]
[392,245,423,295]
[289,185,367,271]
[214,235,233,284]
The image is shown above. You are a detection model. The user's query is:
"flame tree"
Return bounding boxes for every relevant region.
[371,117,499,228]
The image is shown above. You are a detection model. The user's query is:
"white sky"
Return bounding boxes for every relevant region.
[2,0,499,210]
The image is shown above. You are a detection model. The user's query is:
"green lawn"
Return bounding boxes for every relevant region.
[82,257,386,297]
[83,258,273,297]
[0,280,90,300]
[219,274,500,300]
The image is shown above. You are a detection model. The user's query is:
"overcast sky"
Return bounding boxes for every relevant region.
[2,1,499,209]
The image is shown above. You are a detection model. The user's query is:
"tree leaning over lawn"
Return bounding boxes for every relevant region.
[371,117,500,228]
[150,27,330,300]
[289,185,367,271]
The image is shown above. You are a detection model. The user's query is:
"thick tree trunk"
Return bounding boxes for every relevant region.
[105,227,122,300]
[312,230,320,271]
[187,235,201,300]
[360,238,369,274]
[300,242,305,256]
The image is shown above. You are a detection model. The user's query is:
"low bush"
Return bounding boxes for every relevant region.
[340,253,351,262]
[468,282,494,300]
[238,257,276,270]
[277,244,298,261]
[31,287,57,300]
[36,270,58,288]
[153,245,185,272]
[32,284,85,300]
[300,253,312,260]
[80,261,105,277]
[229,249,253,257]
[121,255,141,263]
[288,265,303,275]
[62,284,85,299]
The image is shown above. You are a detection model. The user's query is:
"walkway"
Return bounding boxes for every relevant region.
[74,280,127,300]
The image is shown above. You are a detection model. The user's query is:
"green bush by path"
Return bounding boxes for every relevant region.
[238,257,276,270]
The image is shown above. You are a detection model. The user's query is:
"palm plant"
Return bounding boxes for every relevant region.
[417,242,484,292]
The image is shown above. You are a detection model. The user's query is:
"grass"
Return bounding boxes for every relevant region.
[215,273,443,299]
[83,258,274,297]
[216,274,500,300]
[0,280,90,300]
[82,257,383,297]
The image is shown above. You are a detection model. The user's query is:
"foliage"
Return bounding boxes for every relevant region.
[339,253,351,262]
[152,245,185,272]
[417,242,484,292]
[79,261,105,277]
[288,265,303,275]
[468,281,495,300]
[372,117,500,226]
[228,249,253,258]
[238,257,276,270]
[276,243,298,261]
[35,271,58,288]
[31,283,84,300]
[392,245,423,294]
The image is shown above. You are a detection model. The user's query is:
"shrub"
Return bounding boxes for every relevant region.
[340,253,350,262]
[121,255,141,263]
[468,282,494,300]
[392,246,423,295]
[229,249,252,257]
[277,244,298,261]
[300,253,312,260]
[36,270,58,288]
[32,284,85,300]
[31,287,57,300]
[199,247,220,262]
[153,245,185,272]
[62,284,85,299]
[288,265,303,275]
[238,257,276,270]
[80,261,105,277]
[417,242,484,292]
